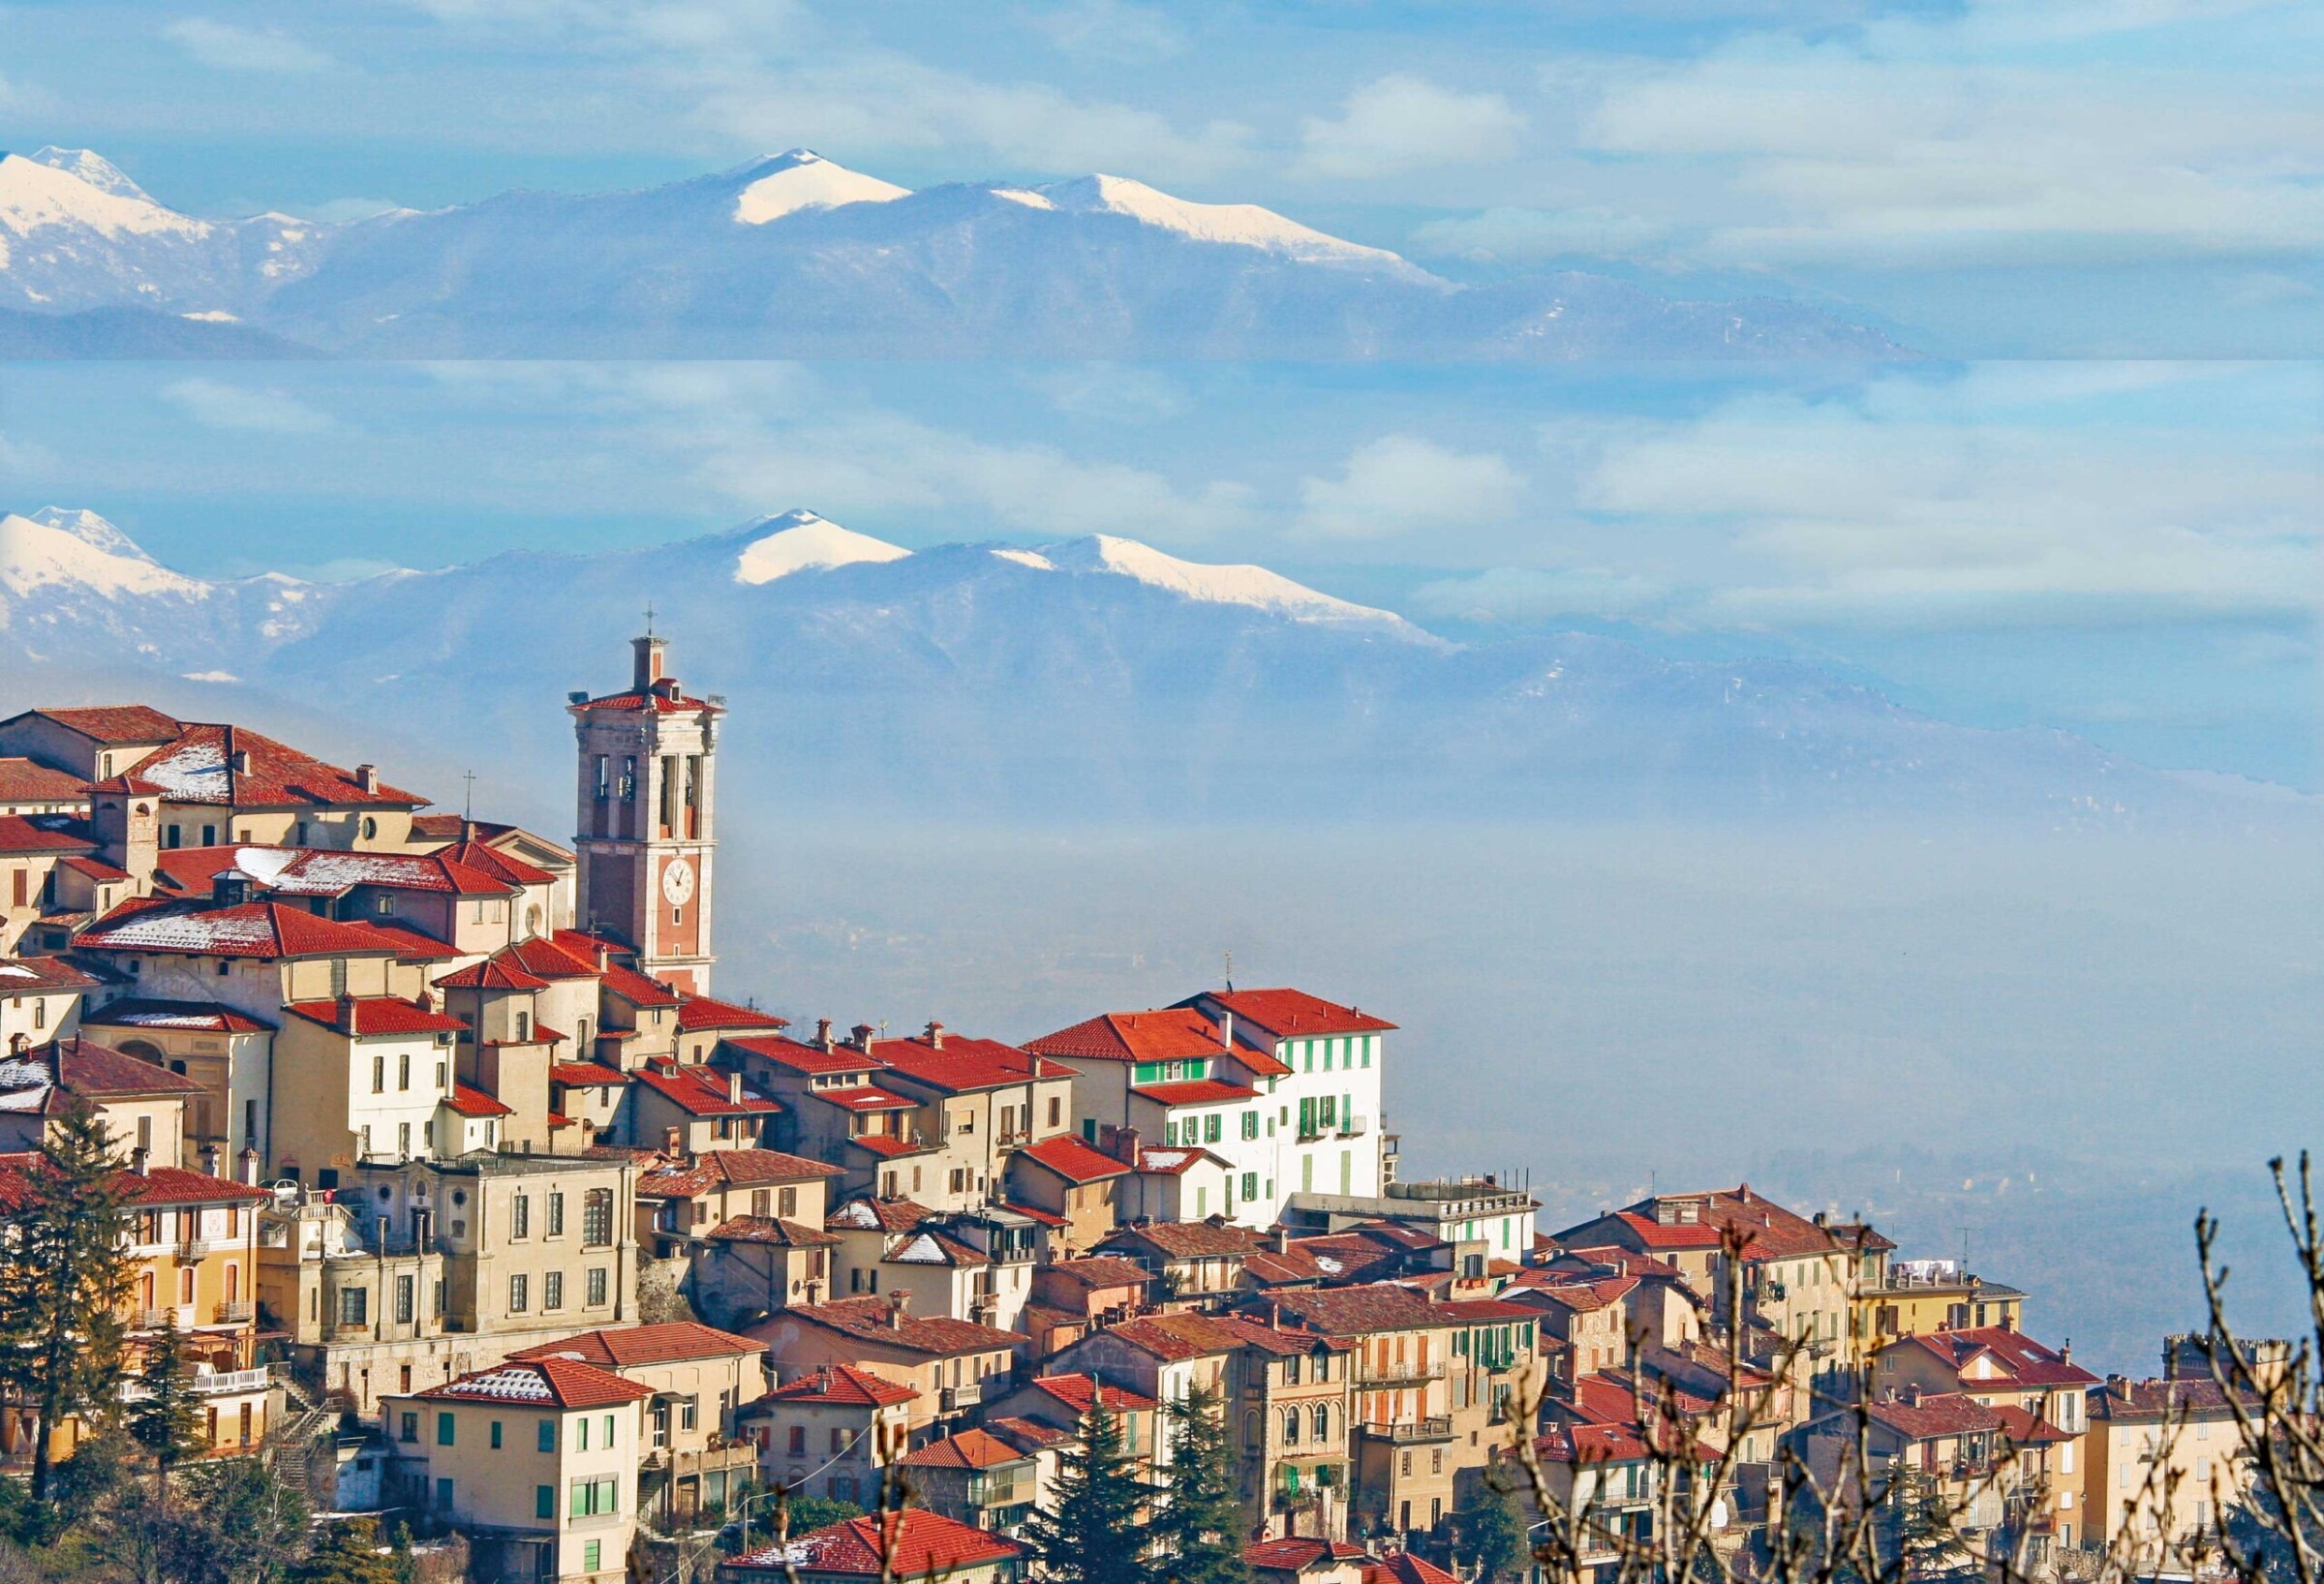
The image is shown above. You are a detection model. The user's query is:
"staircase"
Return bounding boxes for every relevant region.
[266,1371,338,1501]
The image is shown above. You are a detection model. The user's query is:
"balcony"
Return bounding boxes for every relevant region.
[214,1300,255,1325]
[939,1382,983,1414]
[1356,1358,1446,1388]
[1360,1416,1452,1445]
[118,1365,270,1402]
[138,1306,193,1330]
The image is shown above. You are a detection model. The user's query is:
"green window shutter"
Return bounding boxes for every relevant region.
[536,1485,554,1520]
[570,1480,588,1519]
[584,1541,600,1571]
[1206,1113,1222,1143]
[437,1412,455,1446]
[490,1420,503,1449]
[538,1418,557,1452]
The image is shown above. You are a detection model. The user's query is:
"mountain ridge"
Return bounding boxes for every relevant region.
[0,147,1911,360]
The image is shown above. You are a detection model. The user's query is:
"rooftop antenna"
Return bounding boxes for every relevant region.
[1224,950,1235,992]
[461,770,477,820]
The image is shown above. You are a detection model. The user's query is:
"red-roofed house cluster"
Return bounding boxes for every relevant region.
[0,638,2251,1584]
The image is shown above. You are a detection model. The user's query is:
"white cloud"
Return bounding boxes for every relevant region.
[1576,371,2321,620]
[1020,0,1185,64]
[1410,565,1668,624]
[1298,435,1528,541]
[164,18,335,73]
[1410,205,1672,265]
[1296,76,1526,180]
[1578,28,2324,267]
[160,380,335,434]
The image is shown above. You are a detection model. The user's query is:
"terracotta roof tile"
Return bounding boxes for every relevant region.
[1185,988,1396,1039]
[508,1322,762,1367]
[782,1296,1024,1357]
[754,1363,919,1407]
[728,1510,1017,1578]
[1016,1135,1130,1184]
[283,996,467,1036]
[413,1356,652,1408]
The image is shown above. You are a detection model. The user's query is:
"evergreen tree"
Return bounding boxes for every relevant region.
[285,1518,405,1584]
[1452,1477,1530,1584]
[176,1454,312,1584]
[0,1099,139,1502]
[1153,1386,1250,1584]
[125,1316,208,1501]
[1021,1405,1149,1584]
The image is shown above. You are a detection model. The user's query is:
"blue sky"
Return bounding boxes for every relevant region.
[3,359,2315,787]
[4,0,2322,353]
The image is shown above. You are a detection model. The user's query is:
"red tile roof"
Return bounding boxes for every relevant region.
[632,1064,780,1117]
[498,935,602,981]
[637,1148,844,1197]
[283,996,467,1036]
[707,1215,841,1247]
[1015,1135,1130,1184]
[0,1036,204,1112]
[57,854,130,882]
[1024,1007,1232,1063]
[1026,1373,1158,1415]
[602,963,680,1008]
[725,1033,875,1077]
[869,1032,1056,1093]
[0,757,90,807]
[815,1086,916,1112]
[1130,1078,1258,1107]
[435,837,560,889]
[568,689,722,716]
[508,1322,762,1367]
[0,957,105,993]
[134,721,425,809]
[1039,1256,1153,1291]
[551,1061,629,1087]
[1616,1187,1850,1262]
[0,1154,274,1213]
[1099,1219,1262,1261]
[676,993,787,1033]
[781,1296,1024,1357]
[435,958,553,991]
[413,1356,653,1408]
[728,1510,1018,1579]
[1862,1390,2006,1441]
[828,1197,939,1234]
[1257,1283,1445,1337]
[78,899,426,960]
[1188,988,1396,1039]
[755,1363,919,1407]
[900,1428,1028,1470]
[1882,1326,2097,1388]
[844,1134,931,1159]
[1244,1537,1369,1571]
[10,705,180,744]
[0,814,95,856]
[444,1082,514,1117]
[1362,1554,1462,1584]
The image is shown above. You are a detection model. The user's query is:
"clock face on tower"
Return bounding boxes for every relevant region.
[660,856,696,906]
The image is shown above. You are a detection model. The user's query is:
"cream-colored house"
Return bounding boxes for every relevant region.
[0,957,95,1049]
[508,1322,767,1520]
[384,1357,652,1584]
[77,997,274,1165]
[738,1362,917,1506]
[2086,1377,2252,1566]
[271,995,467,1176]
[749,1294,1022,1439]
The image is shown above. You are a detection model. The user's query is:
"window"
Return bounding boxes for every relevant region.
[508,1273,529,1313]
[1242,1172,1258,1201]
[398,1122,412,1159]
[1285,1355,1302,1385]
[372,1056,385,1094]
[1282,1409,1300,1446]
[340,1288,368,1326]
[587,1267,609,1306]
[544,1270,565,1311]
[751,1189,770,1217]
[1049,1096,1062,1128]
[779,1186,797,1218]
[568,1478,618,1517]
[1205,1112,1222,1142]
[1312,1404,1330,1442]
[1241,1111,1259,1140]
[578,1417,590,1452]
[490,1420,504,1449]
[584,1542,600,1573]
[583,1189,614,1245]
[538,1419,557,1453]
[788,1425,807,1456]
[398,1051,411,1090]
[511,1194,531,1238]
[437,1413,456,1446]
[548,1192,566,1236]
[680,1396,698,1432]
[435,1477,452,1511]
[395,1274,414,1324]
[601,1414,615,1447]
[359,1125,373,1158]
[400,1412,418,1443]
[535,1486,555,1521]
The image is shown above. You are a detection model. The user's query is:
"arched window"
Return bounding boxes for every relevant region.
[362,817,378,839]
[516,1011,532,1042]
[1312,1404,1330,1443]
[1244,1411,1260,1449]
[1282,1409,1300,1447]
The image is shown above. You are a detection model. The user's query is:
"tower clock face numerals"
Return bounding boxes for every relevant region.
[660,856,696,906]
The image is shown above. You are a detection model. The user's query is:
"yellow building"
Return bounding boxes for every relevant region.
[2086,1377,2252,1568]
[1850,1258,2027,1365]
[384,1356,652,1584]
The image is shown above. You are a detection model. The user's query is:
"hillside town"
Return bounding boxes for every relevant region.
[0,635,2278,1584]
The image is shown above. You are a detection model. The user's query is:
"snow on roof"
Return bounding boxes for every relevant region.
[731,510,911,586]
[731,151,910,226]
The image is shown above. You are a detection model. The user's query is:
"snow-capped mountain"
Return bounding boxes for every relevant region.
[0,146,1907,359]
[0,505,2286,829]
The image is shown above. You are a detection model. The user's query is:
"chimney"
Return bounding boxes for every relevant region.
[239,1145,260,1186]
[816,1019,835,1051]
[594,943,610,974]
[212,872,250,906]
[924,1021,944,1050]
[6,1032,26,1057]
[632,635,668,690]
[229,748,253,776]
[200,1140,221,1177]
[887,1290,910,1328]
[1266,1227,1290,1254]
[337,992,359,1033]
[1112,1125,1143,1168]
[727,1071,744,1104]
[131,1144,150,1176]
[850,1023,876,1052]
[2061,1339,2071,1363]
[1903,1384,1921,1407]
[663,1126,682,1155]
[354,764,380,795]
[2001,1311,2016,1331]
[1217,1010,1234,1050]
[1737,1183,1752,1204]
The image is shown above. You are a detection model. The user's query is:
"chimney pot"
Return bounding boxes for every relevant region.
[337,992,359,1033]
[355,763,380,795]
[131,1144,150,1176]
[816,1019,835,1051]
[887,1290,909,1327]
[239,1144,260,1185]
[663,1126,682,1155]
[924,1020,944,1049]
[727,1070,744,1104]
[850,1023,876,1052]
[200,1141,221,1176]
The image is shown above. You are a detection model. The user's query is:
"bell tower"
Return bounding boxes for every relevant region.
[568,631,721,994]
